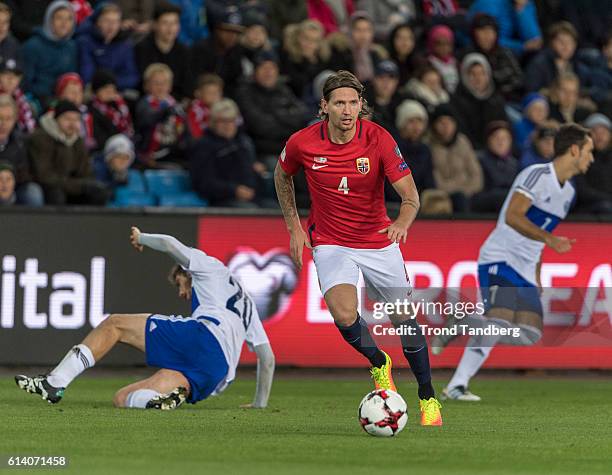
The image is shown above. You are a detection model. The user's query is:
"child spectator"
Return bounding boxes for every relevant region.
[237,9,274,79]
[387,22,422,89]
[0,59,35,133]
[187,73,223,139]
[519,120,559,169]
[363,60,405,136]
[0,2,21,68]
[76,2,139,90]
[88,69,134,152]
[548,72,592,124]
[403,63,450,114]
[426,24,459,93]
[135,62,188,168]
[22,1,77,106]
[94,133,134,189]
[54,72,94,149]
[513,92,549,151]
[0,161,15,205]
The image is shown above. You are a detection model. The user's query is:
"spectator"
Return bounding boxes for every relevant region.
[574,113,612,214]
[237,10,274,79]
[116,0,154,37]
[363,60,405,136]
[70,0,92,25]
[558,0,612,50]
[134,1,192,100]
[461,13,523,101]
[425,103,483,212]
[307,0,355,36]
[576,32,612,108]
[267,0,308,41]
[0,94,43,205]
[328,11,387,84]
[22,1,77,107]
[391,99,436,195]
[355,0,416,41]
[0,60,35,133]
[426,24,458,93]
[513,92,549,151]
[54,72,94,149]
[403,63,449,114]
[548,72,591,125]
[76,2,139,90]
[280,19,330,101]
[0,161,15,205]
[191,98,259,207]
[468,0,542,56]
[168,0,207,46]
[472,120,518,212]
[94,133,134,189]
[135,63,188,168]
[187,73,223,140]
[5,0,52,42]
[235,51,308,164]
[387,22,423,88]
[0,3,21,68]
[519,120,559,169]
[192,6,244,96]
[28,99,108,205]
[451,53,508,150]
[88,70,134,152]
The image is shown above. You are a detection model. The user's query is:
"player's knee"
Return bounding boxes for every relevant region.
[330,305,359,326]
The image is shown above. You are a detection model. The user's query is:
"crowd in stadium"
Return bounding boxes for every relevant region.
[0,0,610,213]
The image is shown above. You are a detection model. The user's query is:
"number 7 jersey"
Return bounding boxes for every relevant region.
[279,119,412,249]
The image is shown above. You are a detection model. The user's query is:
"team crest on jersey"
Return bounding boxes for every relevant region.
[356,157,370,174]
[280,146,286,162]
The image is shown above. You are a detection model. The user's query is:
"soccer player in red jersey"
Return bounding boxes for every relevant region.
[274,71,442,425]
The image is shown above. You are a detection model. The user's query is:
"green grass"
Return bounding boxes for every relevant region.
[1,375,611,475]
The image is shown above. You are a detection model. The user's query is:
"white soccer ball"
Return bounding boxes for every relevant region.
[358,389,408,437]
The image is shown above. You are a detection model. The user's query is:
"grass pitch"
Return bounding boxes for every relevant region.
[1,374,611,475]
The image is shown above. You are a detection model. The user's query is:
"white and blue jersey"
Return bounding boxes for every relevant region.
[478,163,575,286]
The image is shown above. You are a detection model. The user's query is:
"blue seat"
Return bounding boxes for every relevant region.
[158,192,208,208]
[144,170,191,196]
[126,170,146,192]
[110,189,157,207]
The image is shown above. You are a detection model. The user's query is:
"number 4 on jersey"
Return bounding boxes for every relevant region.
[338,176,349,195]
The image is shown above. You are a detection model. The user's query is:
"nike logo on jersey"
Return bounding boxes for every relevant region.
[312,164,328,170]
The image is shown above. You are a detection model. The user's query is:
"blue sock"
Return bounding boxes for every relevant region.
[395,319,435,399]
[336,315,386,368]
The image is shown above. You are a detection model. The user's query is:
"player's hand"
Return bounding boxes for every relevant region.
[546,235,575,254]
[130,226,144,252]
[290,227,312,271]
[236,185,256,201]
[378,220,409,244]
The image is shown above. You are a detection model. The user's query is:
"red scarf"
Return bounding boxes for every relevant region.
[91,96,134,137]
[0,87,36,133]
[145,95,185,160]
[187,99,210,139]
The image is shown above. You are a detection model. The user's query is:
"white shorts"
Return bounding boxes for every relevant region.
[312,243,411,302]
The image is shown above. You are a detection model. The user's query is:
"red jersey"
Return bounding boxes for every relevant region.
[279,119,411,249]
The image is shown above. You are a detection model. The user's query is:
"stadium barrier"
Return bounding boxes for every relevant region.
[1,208,611,369]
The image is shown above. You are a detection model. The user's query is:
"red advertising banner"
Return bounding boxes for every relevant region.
[199,217,612,369]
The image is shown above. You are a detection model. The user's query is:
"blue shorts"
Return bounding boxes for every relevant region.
[145,315,229,403]
[477,262,543,316]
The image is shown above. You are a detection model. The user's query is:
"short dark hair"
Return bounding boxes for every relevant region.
[168,265,190,285]
[548,21,578,43]
[554,123,590,157]
[154,0,181,21]
[195,73,224,91]
[319,70,370,119]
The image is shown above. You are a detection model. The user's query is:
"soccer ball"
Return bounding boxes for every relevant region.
[358,389,408,437]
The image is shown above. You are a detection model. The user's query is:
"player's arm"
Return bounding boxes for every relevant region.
[378,175,420,244]
[242,342,275,409]
[505,192,575,253]
[130,226,190,267]
[274,162,311,270]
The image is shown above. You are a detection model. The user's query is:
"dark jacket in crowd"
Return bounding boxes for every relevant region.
[134,32,193,100]
[524,48,592,93]
[548,103,591,125]
[235,80,308,157]
[478,149,518,191]
[0,33,22,68]
[6,0,52,41]
[575,147,612,210]
[386,138,435,202]
[76,16,139,90]
[190,130,258,205]
[191,37,243,96]
[363,87,406,138]
[280,49,329,100]
[266,0,308,40]
[0,129,31,185]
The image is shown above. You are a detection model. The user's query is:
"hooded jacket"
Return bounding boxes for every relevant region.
[22,1,78,103]
[27,112,93,195]
[76,3,139,90]
[451,53,507,149]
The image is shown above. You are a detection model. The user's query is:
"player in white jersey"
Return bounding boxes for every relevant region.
[437,124,594,401]
[15,227,275,410]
